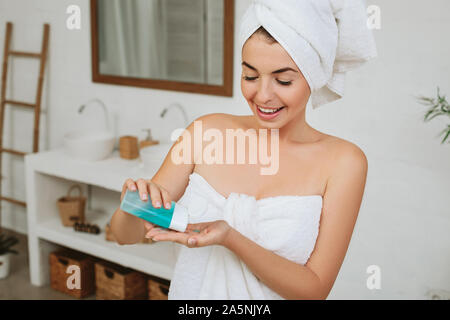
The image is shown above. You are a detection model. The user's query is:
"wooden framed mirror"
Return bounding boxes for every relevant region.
[90,0,234,97]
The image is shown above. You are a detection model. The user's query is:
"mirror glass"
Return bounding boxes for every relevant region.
[96,0,225,86]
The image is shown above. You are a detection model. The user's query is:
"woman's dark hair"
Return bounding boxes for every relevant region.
[252,26,278,44]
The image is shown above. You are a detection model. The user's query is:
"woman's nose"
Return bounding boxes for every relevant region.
[255,78,275,103]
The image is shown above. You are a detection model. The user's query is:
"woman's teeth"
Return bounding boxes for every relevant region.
[257,105,284,114]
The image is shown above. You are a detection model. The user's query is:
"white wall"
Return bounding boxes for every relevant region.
[0,0,449,300]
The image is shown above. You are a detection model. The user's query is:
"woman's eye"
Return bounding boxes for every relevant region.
[277,80,292,86]
[243,76,291,86]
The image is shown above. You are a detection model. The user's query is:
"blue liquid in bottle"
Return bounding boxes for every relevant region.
[120,189,188,232]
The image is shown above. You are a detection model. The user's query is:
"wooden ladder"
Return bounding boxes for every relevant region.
[0,22,50,234]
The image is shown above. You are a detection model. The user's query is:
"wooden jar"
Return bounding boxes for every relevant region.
[119,135,139,159]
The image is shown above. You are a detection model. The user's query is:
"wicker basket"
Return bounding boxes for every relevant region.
[57,185,86,227]
[49,249,96,299]
[119,135,139,159]
[95,261,148,300]
[147,275,170,300]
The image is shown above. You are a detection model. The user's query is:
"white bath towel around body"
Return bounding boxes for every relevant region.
[168,172,323,299]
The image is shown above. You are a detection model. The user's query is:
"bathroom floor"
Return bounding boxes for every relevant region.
[0,228,94,300]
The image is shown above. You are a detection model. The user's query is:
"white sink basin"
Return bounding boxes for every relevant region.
[140,143,173,169]
[63,130,115,161]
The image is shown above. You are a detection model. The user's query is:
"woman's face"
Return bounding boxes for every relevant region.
[241,35,311,129]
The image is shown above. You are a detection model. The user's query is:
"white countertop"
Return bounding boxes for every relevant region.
[25,148,161,192]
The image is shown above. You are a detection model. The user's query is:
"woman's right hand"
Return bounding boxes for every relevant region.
[120,178,173,210]
[119,178,174,237]
[112,178,171,245]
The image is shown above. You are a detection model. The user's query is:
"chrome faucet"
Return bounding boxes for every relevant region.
[160,102,190,127]
[78,98,111,132]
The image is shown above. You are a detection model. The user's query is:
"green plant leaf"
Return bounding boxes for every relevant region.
[439,126,450,144]
[416,96,435,105]
[426,111,446,122]
[0,235,19,251]
[417,87,450,145]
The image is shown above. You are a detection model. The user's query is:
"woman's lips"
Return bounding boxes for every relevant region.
[256,105,285,120]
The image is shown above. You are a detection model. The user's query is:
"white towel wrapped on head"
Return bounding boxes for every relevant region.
[239,0,378,108]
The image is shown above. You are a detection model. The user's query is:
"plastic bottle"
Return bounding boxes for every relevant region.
[120,189,188,232]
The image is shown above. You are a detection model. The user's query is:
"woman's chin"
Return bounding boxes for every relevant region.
[255,119,282,130]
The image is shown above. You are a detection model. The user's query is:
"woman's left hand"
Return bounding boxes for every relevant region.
[143,220,232,248]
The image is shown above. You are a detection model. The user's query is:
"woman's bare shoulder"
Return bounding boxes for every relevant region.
[323,135,368,173]
[193,113,248,129]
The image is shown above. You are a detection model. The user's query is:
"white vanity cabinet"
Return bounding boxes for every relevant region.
[25,148,178,286]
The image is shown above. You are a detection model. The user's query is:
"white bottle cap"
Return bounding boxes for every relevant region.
[169,204,189,232]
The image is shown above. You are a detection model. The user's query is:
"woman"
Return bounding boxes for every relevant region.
[111,0,376,299]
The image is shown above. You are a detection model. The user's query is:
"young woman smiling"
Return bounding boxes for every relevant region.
[111,0,376,300]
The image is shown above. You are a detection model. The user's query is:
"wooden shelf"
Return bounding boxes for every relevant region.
[35,211,176,281]
[25,148,178,286]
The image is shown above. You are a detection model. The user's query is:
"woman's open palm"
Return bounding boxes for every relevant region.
[143,220,231,248]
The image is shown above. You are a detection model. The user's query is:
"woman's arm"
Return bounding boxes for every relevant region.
[110,115,204,244]
[223,143,368,299]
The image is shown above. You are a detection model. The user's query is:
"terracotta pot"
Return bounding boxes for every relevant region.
[0,253,11,279]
